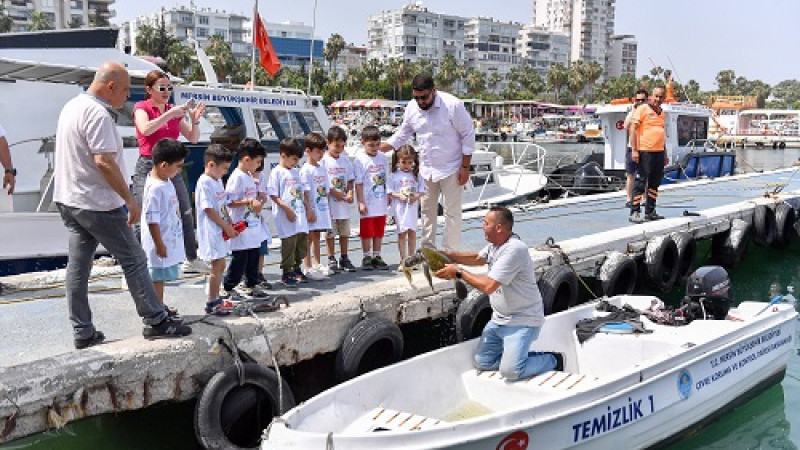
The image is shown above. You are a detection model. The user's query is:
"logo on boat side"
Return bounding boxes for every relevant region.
[496,430,529,450]
[678,369,692,400]
[615,120,625,130]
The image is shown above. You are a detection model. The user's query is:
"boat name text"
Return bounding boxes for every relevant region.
[177,92,297,106]
[696,327,791,392]
[571,395,654,443]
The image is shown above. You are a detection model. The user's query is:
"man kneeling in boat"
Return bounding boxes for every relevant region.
[434,206,562,380]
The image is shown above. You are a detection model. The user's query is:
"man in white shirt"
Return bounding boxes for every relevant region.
[0,122,14,194]
[381,73,475,251]
[54,62,191,349]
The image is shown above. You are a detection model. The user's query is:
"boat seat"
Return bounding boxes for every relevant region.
[341,407,450,434]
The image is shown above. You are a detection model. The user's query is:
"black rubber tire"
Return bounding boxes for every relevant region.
[671,231,697,278]
[753,204,776,247]
[711,219,751,268]
[779,141,787,149]
[538,265,579,314]
[644,235,680,292]
[334,316,404,382]
[597,252,637,297]
[773,202,796,248]
[454,289,492,342]
[194,363,295,450]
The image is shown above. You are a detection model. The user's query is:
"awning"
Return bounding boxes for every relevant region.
[330,99,400,108]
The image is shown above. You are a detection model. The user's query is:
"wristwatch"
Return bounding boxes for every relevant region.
[4,168,15,176]
[456,268,463,279]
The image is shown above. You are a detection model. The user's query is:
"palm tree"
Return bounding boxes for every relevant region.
[465,69,486,98]
[547,63,568,102]
[361,58,384,82]
[385,59,408,100]
[323,33,346,74]
[578,61,603,102]
[205,34,235,80]
[0,5,13,33]
[412,59,434,79]
[166,42,194,76]
[487,72,502,96]
[29,12,54,31]
[135,24,157,56]
[435,54,460,92]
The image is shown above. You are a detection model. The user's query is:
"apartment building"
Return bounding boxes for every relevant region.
[367,2,466,65]
[517,24,569,77]
[330,44,367,78]
[2,0,114,31]
[463,18,521,80]
[607,34,636,78]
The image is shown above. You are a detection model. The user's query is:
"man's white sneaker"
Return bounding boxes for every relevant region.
[181,259,211,274]
[317,264,333,277]
[304,267,327,281]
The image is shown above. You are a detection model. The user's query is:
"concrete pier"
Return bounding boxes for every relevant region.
[1,168,800,443]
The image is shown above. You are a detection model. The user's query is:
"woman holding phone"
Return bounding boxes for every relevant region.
[132,69,210,273]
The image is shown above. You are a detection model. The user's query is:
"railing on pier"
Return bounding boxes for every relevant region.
[469,142,547,206]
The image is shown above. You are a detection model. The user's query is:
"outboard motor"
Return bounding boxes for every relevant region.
[677,266,732,322]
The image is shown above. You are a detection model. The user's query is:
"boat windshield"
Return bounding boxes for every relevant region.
[677,115,709,146]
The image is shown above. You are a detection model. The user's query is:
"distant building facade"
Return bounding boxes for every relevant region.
[2,0,114,31]
[517,25,569,77]
[257,20,324,71]
[608,34,637,78]
[330,44,367,78]
[463,18,521,80]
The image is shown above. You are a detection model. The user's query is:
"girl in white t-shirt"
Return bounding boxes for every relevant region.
[388,145,425,260]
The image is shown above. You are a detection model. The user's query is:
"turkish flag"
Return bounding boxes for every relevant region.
[254,12,281,76]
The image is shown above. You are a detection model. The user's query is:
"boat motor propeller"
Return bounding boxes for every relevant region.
[675,266,732,323]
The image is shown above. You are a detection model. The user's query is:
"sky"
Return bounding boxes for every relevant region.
[112,0,800,91]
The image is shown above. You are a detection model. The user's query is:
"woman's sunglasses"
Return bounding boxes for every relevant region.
[154,85,173,92]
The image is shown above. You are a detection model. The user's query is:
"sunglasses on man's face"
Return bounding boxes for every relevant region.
[412,91,432,101]
[154,85,173,92]
[634,98,646,103]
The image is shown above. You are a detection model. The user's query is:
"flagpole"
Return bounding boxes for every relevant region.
[307,0,318,95]
[250,0,258,89]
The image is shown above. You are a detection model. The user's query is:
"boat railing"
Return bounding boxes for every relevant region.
[685,139,731,153]
[471,142,547,205]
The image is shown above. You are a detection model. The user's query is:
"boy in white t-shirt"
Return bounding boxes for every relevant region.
[322,126,356,273]
[222,138,270,299]
[354,125,390,270]
[195,144,238,315]
[300,132,331,279]
[268,138,311,287]
[254,161,273,288]
[141,138,189,321]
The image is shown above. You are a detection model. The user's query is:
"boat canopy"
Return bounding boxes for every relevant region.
[329,99,401,108]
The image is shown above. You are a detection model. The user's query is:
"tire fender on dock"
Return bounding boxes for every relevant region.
[711,218,752,268]
[773,202,796,248]
[538,264,579,314]
[671,231,697,278]
[597,251,637,296]
[194,362,295,450]
[334,316,404,382]
[455,289,492,342]
[753,204,776,247]
[643,235,679,292]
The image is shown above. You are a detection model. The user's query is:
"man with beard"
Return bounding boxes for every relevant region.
[381,73,475,251]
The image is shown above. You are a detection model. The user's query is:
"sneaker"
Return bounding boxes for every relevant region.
[74,330,105,350]
[293,269,309,283]
[339,257,357,272]
[304,266,327,281]
[629,212,643,224]
[328,258,342,274]
[222,289,246,303]
[181,259,211,274]
[205,298,233,316]
[361,256,373,270]
[625,201,632,208]
[281,274,299,288]
[164,305,183,323]
[142,317,192,340]
[248,285,272,299]
[317,264,333,277]
[644,211,665,221]
[257,274,273,289]
[372,256,389,270]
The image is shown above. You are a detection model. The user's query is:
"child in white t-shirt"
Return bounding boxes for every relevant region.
[354,125,389,270]
[322,126,356,273]
[388,145,425,261]
[195,144,238,315]
[268,138,311,287]
[141,138,189,321]
[222,138,270,299]
[300,132,331,279]
[254,161,273,288]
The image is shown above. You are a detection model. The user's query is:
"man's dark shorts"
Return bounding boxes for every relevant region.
[625,147,638,175]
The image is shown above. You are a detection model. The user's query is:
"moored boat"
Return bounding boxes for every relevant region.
[261,266,796,449]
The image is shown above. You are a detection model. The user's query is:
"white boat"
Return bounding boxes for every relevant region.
[261,267,797,449]
[715,108,800,149]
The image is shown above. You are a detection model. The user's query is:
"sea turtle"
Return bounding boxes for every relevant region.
[399,248,468,300]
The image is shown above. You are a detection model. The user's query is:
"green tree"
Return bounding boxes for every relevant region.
[579,61,603,101]
[361,58,384,82]
[385,59,409,100]
[135,24,157,56]
[435,54,460,92]
[715,70,736,95]
[464,68,486,98]
[771,80,800,108]
[165,41,194,76]
[152,14,175,59]
[487,71,503,96]
[204,34,235,80]
[411,59,435,79]
[547,63,568,103]
[323,33,346,74]
[29,11,54,31]
[0,5,13,33]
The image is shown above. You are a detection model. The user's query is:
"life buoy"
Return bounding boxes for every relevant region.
[643,235,679,291]
[454,289,492,342]
[671,231,697,278]
[538,265,579,314]
[711,218,751,267]
[194,362,295,450]
[334,316,404,382]
[773,202,796,248]
[753,204,776,246]
[596,252,637,296]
